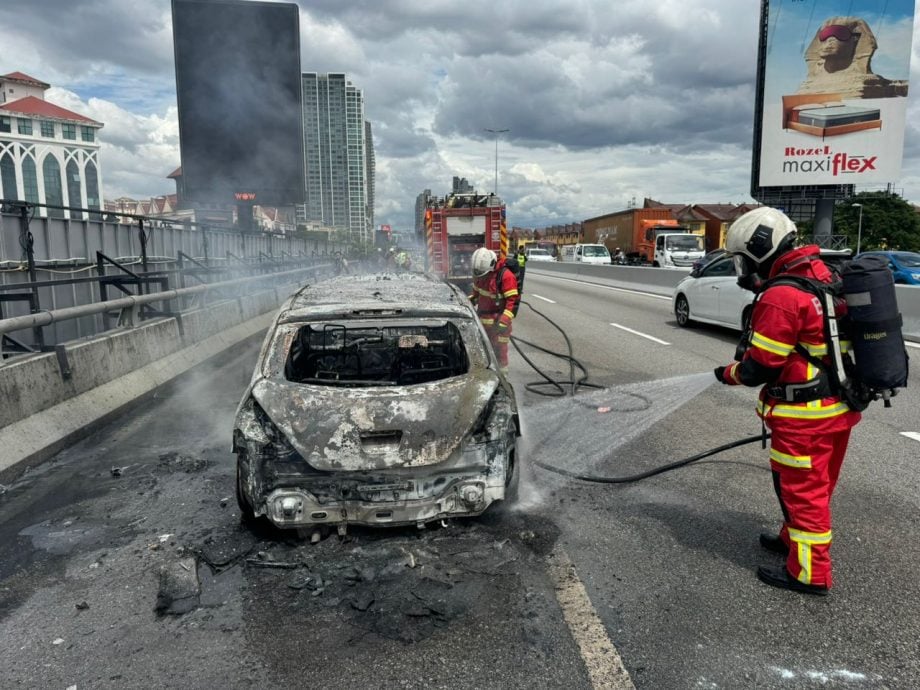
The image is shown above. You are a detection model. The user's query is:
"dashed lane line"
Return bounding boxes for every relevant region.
[530,273,671,301]
[610,322,671,345]
[900,432,920,443]
[530,294,557,304]
[548,546,635,690]
[906,341,920,350]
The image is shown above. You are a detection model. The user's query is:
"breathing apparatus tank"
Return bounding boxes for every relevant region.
[841,255,909,406]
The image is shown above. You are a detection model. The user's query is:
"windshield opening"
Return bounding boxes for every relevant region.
[893,252,920,268]
[666,235,704,251]
[285,322,469,386]
[582,246,610,257]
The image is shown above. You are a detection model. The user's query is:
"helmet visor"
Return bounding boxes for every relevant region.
[732,254,750,277]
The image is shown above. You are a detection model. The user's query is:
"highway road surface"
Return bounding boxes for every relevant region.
[2,269,919,689]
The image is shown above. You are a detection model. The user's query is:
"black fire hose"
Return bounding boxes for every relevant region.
[530,433,770,484]
[509,299,604,397]
[508,299,771,484]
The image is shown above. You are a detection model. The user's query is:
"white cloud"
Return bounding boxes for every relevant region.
[2,0,920,232]
[46,88,179,200]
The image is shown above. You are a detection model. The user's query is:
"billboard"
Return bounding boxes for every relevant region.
[172,0,304,206]
[754,1,914,188]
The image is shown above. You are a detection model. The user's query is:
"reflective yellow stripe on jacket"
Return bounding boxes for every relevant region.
[750,331,794,356]
[475,286,518,300]
[757,399,850,419]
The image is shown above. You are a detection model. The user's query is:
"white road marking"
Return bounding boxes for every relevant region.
[906,341,920,350]
[530,293,557,304]
[900,432,920,443]
[532,273,671,300]
[548,546,634,689]
[610,322,671,345]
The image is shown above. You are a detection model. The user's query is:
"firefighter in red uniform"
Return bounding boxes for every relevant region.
[715,207,860,595]
[469,247,519,372]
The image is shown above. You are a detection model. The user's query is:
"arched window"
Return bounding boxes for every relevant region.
[43,156,64,218]
[21,156,39,204]
[66,158,83,219]
[0,151,16,201]
[85,160,101,220]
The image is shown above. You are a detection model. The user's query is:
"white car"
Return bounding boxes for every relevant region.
[672,254,753,331]
[672,249,853,331]
[525,248,555,262]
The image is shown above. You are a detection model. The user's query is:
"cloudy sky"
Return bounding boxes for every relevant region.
[3,0,920,231]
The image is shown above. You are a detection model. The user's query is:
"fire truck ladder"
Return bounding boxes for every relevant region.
[427,213,444,272]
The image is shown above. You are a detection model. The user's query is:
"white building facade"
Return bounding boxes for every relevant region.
[0,72,104,219]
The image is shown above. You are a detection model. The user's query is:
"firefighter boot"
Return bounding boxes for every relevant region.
[759,533,789,556]
[756,565,829,596]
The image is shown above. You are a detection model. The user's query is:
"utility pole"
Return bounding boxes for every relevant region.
[484,128,509,195]
[852,203,863,255]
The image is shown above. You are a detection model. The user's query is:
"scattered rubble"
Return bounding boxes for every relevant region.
[183,513,561,644]
[195,525,257,572]
[245,551,300,569]
[155,557,201,616]
[75,601,90,611]
[155,452,210,475]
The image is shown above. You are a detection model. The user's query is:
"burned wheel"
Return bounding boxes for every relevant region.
[674,294,692,327]
[235,459,258,524]
[504,443,520,505]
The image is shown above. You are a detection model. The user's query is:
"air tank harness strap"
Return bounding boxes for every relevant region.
[765,344,834,403]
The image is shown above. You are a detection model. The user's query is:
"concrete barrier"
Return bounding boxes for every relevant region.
[0,280,302,480]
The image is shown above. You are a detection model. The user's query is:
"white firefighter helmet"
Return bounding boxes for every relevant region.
[471,247,498,278]
[725,207,797,268]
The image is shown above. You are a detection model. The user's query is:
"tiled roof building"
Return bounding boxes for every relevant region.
[0,72,104,219]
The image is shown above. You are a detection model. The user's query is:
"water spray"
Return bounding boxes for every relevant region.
[511,299,770,484]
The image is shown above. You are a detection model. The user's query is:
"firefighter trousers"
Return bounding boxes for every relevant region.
[487,325,511,368]
[769,425,852,588]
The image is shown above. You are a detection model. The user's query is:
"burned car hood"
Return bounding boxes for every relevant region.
[250,371,501,471]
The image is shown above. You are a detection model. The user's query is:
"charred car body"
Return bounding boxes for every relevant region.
[233,272,520,530]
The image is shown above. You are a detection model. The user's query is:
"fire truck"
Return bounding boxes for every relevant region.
[423,192,507,286]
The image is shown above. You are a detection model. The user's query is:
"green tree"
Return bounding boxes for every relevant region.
[833,192,920,253]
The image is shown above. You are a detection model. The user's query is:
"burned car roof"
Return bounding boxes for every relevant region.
[280,273,472,322]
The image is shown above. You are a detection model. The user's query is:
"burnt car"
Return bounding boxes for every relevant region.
[232,272,520,530]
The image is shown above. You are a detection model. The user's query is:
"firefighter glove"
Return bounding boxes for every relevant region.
[714,366,728,384]
[498,313,513,329]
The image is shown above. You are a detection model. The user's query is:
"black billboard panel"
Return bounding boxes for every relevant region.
[172,0,304,206]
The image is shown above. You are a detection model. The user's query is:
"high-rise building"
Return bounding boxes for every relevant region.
[452,176,474,194]
[301,73,375,245]
[365,120,375,234]
[0,72,104,219]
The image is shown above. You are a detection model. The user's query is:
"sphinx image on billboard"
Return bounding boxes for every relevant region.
[758,2,915,187]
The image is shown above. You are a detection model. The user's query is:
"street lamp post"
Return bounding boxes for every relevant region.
[852,203,863,255]
[484,128,509,195]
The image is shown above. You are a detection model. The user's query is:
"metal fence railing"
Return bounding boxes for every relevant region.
[0,199,346,356]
